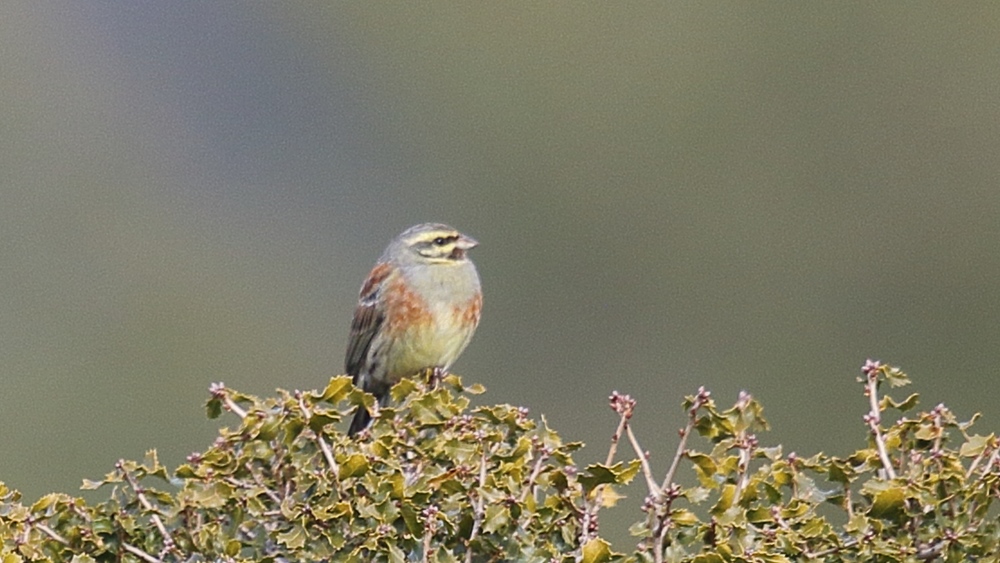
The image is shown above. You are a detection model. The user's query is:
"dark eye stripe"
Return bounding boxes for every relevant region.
[433,235,458,246]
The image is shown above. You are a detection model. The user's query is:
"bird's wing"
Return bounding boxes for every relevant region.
[345,262,392,382]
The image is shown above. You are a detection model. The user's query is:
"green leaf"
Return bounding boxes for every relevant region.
[692,552,726,562]
[80,479,106,490]
[314,502,351,521]
[825,459,854,484]
[684,486,712,504]
[206,397,223,419]
[143,450,167,478]
[386,541,406,563]
[710,483,736,515]
[390,378,419,403]
[618,459,642,485]
[960,434,993,457]
[671,508,700,526]
[694,413,730,441]
[482,503,510,534]
[578,462,638,492]
[339,453,370,479]
[914,423,938,441]
[30,494,59,513]
[400,504,421,536]
[800,517,829,538]
[688,452,717,487]
[183,481,232,509]
[958,412,981,431]
[884,366,911,387]
[256,414,283,441]
[90,516,114,536]
[307,412,340,434]
[276,524,307,549]
[880,392,919,412]
[494,436,531,462]
[581,537,613,563]
[320,375,354,403]
[844,512,869,533]
[759,445,783,460]
[746,506,773,524]
[596,486,626,508]
[793,473,828,504]
[868,484,906,519]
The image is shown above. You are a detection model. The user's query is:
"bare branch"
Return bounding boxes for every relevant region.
[118,460,176,553]
[625,424,659,496]
[464,441,490,563]
[864,370,897,480]
[296,391,340,477]
[210,382,247,419]
[122,542,165,563]
[660,387,709,493]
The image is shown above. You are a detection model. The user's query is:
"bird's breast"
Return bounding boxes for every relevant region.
[380,265,481,379]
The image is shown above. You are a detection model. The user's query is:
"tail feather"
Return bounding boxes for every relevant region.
[348,406,372,437]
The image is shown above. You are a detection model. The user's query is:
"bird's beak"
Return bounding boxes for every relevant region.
[456,235,479,250]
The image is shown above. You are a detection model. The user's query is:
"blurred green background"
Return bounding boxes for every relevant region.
[2,2,999,547]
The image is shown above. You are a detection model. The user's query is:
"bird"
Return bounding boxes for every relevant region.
[346,223,482,436]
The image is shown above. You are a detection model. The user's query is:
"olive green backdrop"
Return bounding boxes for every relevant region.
[2,2,999,547]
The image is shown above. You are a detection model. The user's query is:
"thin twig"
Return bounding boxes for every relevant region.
[122,542,165,563]
[655,522,670,563]
[982,447,1000,478]
[732,437,753,503]
[661,422,694,493]
[118,460,176,552]
[865,374,897,480]
[931,406,945,454]
[965,444,989,480]
[605,399,630,465]
[224,396,247,418]
[650,387,710,563]
[316,435,338,474]
[844,484,854,518]
[582,392,639,547]
[964,442,1000,519]
[464,443,490,563]
[625,424,659,496]
[421,506,439,563]
[806,537,857,558]
[211,382,247,419]
[32,522,70,545]
[296,391,339,476]
[422,528,433,563]
[915,539,946,560]
[660,388,708,493]
[242,462,283,504]
[518,445,550,504]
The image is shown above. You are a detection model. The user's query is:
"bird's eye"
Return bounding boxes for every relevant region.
[433,237,447,245]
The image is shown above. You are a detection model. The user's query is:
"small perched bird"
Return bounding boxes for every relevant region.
[346,223,482,436]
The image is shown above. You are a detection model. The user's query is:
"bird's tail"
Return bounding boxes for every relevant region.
[348,406,372,437]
